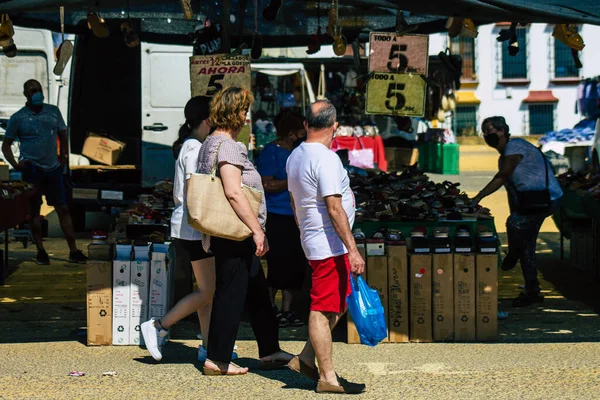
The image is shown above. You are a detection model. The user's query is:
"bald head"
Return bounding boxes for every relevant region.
[306,100,337,130]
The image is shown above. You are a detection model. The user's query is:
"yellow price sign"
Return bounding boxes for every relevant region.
[365,73,426,117]
[190,54,251,97]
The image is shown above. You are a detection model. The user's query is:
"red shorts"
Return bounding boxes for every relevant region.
[309,254,351,313]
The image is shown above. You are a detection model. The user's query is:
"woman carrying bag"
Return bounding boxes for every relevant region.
[194,87,292,375]
[471,116,563,308]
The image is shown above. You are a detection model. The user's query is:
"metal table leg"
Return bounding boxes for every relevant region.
[1,229,7,285]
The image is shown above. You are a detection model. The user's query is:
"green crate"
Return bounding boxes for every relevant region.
[429,142,443,173]
[441,143,460,175]
[418,143,429,171]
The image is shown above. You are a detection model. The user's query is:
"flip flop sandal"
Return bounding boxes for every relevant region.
[53,40,73,76]
[120,21,140,48]
[179,0,194,20]
[0,14,15,46]
[87,12,110,38]
[203,362,247,376]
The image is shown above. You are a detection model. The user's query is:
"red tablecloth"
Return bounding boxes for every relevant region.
[331,136,388,172]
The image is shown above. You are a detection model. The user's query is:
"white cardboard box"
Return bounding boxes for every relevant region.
[112,260,131,345]
[130,260,150,346]
[150,250,170,345]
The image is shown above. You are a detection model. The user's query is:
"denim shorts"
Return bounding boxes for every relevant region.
[22,163,67,207]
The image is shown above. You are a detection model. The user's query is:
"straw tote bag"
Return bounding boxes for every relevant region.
[187,140,262,241]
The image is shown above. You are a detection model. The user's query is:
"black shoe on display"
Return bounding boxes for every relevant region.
[285,311,303,327]
[512,291,544,307]
[35,250,50,265]
[69,250,88,264]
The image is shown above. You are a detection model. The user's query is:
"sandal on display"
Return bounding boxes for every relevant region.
[87,12,110,38]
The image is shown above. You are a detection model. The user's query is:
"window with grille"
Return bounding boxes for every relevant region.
[453,105,478,136]
[501,28,527,79]
[450,36,476,80]
[529,104,554,134]
[554,35,579,78]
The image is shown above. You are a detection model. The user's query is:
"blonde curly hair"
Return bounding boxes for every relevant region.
[209,87,254,132]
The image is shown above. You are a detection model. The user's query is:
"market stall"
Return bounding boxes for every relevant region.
[0,183,34,285]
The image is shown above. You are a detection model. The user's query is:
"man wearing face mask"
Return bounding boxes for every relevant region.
[1,79,87,265]
[471,116,563,307]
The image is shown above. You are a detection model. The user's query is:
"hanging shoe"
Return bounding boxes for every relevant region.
[0,14,15,47]
[460,18,478,38]
[53,39,73,76]
[179,0,194,20]
[120,21,140,48]
[508,32,519,56]
[445,17,463,39]
[87,12,110,38]
[552,24,584,51]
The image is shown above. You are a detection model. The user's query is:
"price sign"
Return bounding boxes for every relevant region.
[365,73,426,117]
[190,54,251,97]
[368,32,429,75]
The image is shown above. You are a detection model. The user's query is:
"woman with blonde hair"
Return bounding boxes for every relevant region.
[197,87,293,375]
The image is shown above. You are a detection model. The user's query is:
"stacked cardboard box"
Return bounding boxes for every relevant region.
[346,230,498,344]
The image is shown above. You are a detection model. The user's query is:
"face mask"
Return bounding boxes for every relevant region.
[484,133,500,148]
[31,92,44,106]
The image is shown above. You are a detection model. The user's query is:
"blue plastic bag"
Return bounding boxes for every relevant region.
[346,274,387,346]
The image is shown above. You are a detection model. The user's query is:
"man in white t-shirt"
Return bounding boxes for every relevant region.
[286,100,365,394]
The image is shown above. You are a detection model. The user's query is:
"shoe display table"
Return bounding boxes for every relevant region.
[0,189,35,285]
[354,218,496,238]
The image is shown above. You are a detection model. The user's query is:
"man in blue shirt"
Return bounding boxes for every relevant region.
[1,79,87,265]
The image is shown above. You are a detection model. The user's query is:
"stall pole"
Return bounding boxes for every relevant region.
[222,0,232,53]
[302,70,306,114]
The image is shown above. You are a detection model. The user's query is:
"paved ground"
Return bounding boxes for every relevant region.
[1,146,599,399]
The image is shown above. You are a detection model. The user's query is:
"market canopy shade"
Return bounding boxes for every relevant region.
[0,0,598,47]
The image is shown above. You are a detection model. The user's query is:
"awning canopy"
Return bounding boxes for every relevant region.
[0,0,598,47]
[456,91,481,104]
[523,90,559,103]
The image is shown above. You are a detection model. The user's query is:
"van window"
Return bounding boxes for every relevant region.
[149,53,190,108]
[0,51,49,106]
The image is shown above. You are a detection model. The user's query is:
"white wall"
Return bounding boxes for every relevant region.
[430,23,600,136]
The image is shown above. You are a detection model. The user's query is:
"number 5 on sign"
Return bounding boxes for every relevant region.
[369,32,429,75]
[365,73,426,117]
[190,54,251,97]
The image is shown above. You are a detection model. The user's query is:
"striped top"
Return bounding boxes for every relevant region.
[196,135,266,249]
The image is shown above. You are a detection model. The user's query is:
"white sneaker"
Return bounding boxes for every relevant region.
[141,319,168,361]
[198,345,238,362]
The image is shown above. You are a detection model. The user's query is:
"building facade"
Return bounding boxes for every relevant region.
[428,23,600,137]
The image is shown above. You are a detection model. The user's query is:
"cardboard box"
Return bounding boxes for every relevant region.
[82,133,125,166]
[130,260,150,346]
[409,254,432,343]
[0,163,9,181]
[454,253,476,341]
[432,254,454,342]
[366,240,385,256]
[347,242,366,344]
[387,244,409,343]
[385,147,419,171]
[72,188,99,200]
[367,256,389,343]
[88,243,115,261]
[150,247,170,345]
[86,261,112,346]
[476,254,498,341]
[112,260,131,345]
